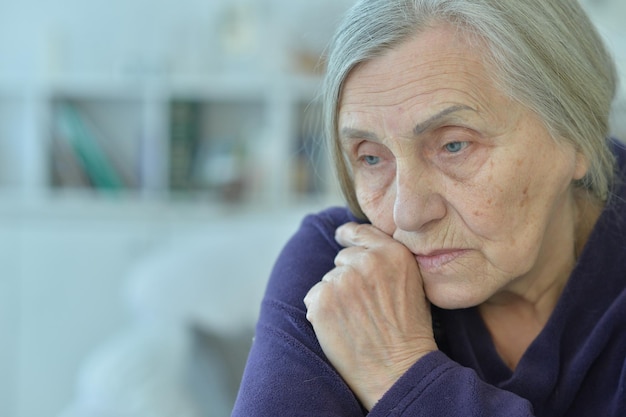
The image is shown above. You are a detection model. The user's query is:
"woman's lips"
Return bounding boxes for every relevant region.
[414,249,469,272]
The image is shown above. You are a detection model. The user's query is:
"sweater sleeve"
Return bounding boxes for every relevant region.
[231,208,367,416]
[369,351,535,416]
[232,207,536,417]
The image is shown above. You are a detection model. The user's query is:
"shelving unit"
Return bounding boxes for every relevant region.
[0,73,337,208]
[0,71,339,417]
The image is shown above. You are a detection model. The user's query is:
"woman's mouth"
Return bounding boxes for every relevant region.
[415,249,469,272]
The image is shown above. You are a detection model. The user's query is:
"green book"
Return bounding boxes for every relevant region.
[169,101,201,191]
[54,102,125,190]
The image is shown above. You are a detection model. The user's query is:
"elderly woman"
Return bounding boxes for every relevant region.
[233,0,626,415]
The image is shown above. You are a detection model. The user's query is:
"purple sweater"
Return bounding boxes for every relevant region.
[232,143,626,416]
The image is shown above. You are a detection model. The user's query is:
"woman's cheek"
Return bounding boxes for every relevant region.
[355,170,396,233]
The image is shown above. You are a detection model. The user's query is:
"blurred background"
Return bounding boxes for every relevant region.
[0,1,624,416]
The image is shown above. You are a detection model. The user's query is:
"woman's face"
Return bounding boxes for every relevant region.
[338,24,588,309]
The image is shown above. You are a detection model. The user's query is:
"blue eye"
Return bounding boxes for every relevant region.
[363,155,380,165]
[444,141,468,153]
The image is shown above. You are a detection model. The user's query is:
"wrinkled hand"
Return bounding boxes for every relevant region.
[304,223,438,410]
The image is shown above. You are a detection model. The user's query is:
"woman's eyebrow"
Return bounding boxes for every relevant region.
[339,128,381,143]
[339,104,476,143]
[413,104,475,135]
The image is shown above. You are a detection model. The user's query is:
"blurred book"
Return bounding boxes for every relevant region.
[53,102,129,190]
[169,100,201,191]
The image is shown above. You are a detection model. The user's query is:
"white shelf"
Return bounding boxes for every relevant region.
[0,73,336,208]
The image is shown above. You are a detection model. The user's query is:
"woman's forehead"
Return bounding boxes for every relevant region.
[338,25,500,119]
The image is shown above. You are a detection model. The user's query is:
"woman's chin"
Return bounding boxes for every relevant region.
[425,283,488,310]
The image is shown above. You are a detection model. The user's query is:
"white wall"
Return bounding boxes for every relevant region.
[0,203,173,417]
[0,0,354,80]
[582,0,626,90]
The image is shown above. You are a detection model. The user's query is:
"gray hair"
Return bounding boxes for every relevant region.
[323,0,618,218]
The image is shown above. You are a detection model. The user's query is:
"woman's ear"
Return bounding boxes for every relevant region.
[573,150,590,181]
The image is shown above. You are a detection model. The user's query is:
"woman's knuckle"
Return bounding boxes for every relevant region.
[350,223,372,242]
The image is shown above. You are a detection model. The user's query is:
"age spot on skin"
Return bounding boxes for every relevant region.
[520,186,529,207]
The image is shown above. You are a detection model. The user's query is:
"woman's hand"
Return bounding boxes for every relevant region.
[304,222,438,410]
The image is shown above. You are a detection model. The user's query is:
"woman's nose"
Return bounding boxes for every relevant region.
[392,163,447,232]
